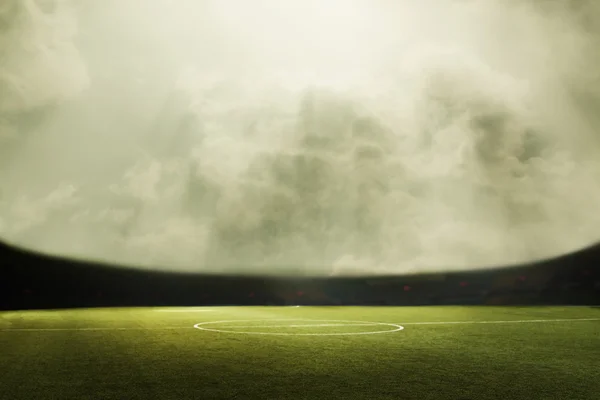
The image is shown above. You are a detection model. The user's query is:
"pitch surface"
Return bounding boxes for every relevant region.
[1,306,598,399]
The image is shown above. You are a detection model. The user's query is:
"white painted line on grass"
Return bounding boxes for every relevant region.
[153,309,216,313]
[215,323,383,328]
[194,319,404,336]
[0,317,597,333]
[0,326,190,332]
[400,318,600,326]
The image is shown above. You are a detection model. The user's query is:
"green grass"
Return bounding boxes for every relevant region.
[0,306,599,400]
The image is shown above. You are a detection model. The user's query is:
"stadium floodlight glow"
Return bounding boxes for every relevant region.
[2,0,600,276]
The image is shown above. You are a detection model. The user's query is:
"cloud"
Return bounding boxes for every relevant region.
[2,0,600,275]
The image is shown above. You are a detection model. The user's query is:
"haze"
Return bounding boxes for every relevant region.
[1,0,600,276]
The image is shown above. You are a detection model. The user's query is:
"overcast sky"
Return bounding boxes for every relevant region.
[1,0,600,276]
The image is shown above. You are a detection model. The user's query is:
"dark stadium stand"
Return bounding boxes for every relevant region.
[0,240,599,310]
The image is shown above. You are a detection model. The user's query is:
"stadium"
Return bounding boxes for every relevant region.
[1,242,599,399]
[1,1,600,399]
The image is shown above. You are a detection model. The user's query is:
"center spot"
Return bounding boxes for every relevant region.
[193,319,404,336]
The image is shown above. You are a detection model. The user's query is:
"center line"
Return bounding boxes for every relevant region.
[216,323,382,328]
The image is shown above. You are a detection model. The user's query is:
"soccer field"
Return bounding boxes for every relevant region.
[1,306,598,399]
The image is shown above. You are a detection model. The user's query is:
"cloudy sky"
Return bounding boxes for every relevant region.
[1,0,600,276]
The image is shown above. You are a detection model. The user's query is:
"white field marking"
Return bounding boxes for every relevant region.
[400,318,600,326]
[193,319,404,336]
[214,323,383,328]
[0,327,190,332]
[0,317,598,333]
[153,309,216,312]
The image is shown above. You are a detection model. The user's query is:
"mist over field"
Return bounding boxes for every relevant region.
[1,0,600,275]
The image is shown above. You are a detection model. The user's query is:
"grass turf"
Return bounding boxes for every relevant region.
[0,306,599,400]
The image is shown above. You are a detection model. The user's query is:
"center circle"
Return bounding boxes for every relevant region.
[193,318,404,336]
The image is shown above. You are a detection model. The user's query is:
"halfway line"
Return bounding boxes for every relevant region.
[401,318,600,325]
[153,309,216,313]
[0,326,190,332]
[208,318,600,330]
[214,323,382,328]
[0,317,597,332]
